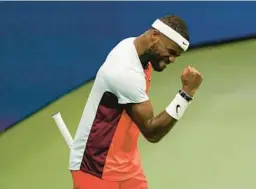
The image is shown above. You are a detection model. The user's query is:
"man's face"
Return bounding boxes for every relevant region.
[147,32,183,72]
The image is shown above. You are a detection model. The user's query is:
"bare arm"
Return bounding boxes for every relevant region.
[125,66,203,143]
[125,100,178,143]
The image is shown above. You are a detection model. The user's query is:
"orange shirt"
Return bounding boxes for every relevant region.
[69,37,152,182]
[102,64,152,181]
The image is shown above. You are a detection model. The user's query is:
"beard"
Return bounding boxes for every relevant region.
[139,45,166,72]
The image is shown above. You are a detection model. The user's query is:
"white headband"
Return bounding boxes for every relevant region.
[151,19,189,51]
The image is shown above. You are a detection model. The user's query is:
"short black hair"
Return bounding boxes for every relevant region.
[159,15,190,41]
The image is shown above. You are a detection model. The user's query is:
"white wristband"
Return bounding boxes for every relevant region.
[165,92,190,120]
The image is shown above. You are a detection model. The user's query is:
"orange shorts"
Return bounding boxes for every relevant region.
[71,170,148,189]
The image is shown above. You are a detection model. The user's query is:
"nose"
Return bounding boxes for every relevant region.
[169,56,175,63]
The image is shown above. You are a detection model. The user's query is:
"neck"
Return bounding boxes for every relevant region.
[134,34,151,68]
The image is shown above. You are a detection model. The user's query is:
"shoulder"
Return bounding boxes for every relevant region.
[96,37,148,104]
[105,38,135,60]
[98,65,148,104]
[103,61,147,92]
[114,72,148,104]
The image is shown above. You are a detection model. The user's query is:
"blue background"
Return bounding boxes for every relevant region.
[1,2,255,131]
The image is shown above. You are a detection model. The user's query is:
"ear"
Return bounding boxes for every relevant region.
[150,29,160,44]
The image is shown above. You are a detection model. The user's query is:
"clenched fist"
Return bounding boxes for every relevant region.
[181,66,203,97]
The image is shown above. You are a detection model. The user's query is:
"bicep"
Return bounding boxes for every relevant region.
[106,70,164,140]
[126,101,153,125]
[125,101,156,141]
[125,100,177,143]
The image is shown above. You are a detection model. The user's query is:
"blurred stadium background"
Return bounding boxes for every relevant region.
[1,2,256,189]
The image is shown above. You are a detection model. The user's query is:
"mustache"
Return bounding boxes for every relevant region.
[140,50,170,66]
[150,54,170,65]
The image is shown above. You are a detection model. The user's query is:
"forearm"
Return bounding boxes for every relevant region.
[126,90,193,143]
[146,111,177,143]
[145,90,192,143]
[127,66,202,143]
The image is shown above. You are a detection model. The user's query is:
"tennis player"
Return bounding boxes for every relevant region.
[69,15,203,189]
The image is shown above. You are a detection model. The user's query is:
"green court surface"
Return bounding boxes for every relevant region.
[1,39,256,189]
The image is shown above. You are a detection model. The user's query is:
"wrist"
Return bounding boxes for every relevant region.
[165,90,192,120]
[182,87,196,97]
[179,89,193,102]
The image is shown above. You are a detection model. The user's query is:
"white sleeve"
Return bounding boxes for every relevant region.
[107,72,149,104]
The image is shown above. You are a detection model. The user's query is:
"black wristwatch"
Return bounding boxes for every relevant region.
[179,89,193,102]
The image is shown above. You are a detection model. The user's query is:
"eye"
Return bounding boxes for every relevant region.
[168,49,180,57]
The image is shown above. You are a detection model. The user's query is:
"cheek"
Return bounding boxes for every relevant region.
[151,44,164,56]
[155,48,165,57]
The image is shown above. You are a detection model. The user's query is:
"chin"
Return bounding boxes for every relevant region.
[151,60,167,72]
[151,64,166,72]
[152,67,165,72]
